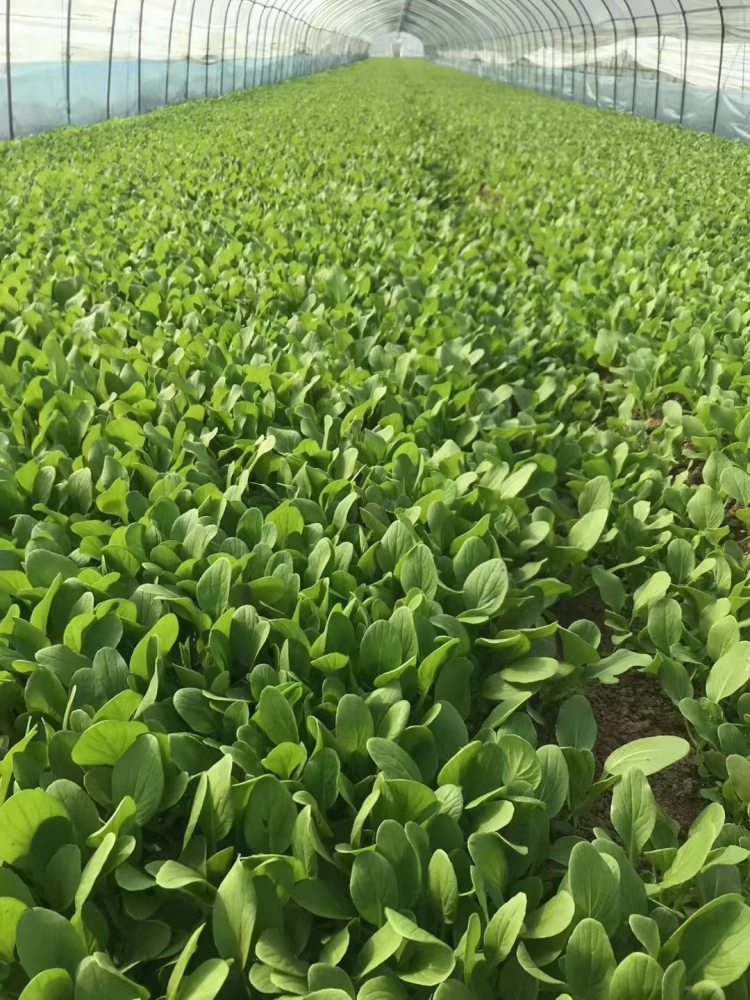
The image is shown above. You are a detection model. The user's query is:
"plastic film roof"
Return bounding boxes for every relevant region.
[4,0,750,62]
[228,0,750,49]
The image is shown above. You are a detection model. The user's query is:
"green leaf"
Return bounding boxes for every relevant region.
[74,832,115,912]
[663,894,750,987]
[659,804,724,890]
[309,964,354,995]
[556,695,596,750]
[467,832,507,907]
[592,565,626,612]
[155,861,207,889]
[18,969,74,1000]
[356,976,407,999]
[360,620,402,679]
[568,841,620,935]
[25,551,79,589]
[564,918,616,1000]
[432,983,474,1000]
[384,908,455,985]
[71,720,148,766]
[522,890,574,939]
[262,741,306,779]
[291,877,355,919]
[0,728,39,806]
[427,849,458,925]
[88,795,136,847]
[604,736,690,777]
[267,504,305,545]
[177,958,230,1000]
[336,694,374,757]
[243,774,297,853]
[0,789,70,867]
[129,613,179,680]
[257,684,299,745]
[462,558,508,618]
[608,953,663,1000]
[0,866,35,907]
[167,923,205,1000]
[632,571,671,615]
[727,754,750,803]
[16,908,86,980]
[111,733,164,824]
[418,639,460,696]
[376,820,421,910]
[483,891,526,966]
[367,737,421,781]
[96,479,130,521]
[720,466,750,506]
[44,843,81,911]
[568,509,608,551]
[71,954,148,1000]
[628,914,660,958]
[379,520,418,572]
[0,895,27,963]
[400,544,438,601]
[706,641,750,702]
[686,485,724,530]
[647,598,682,653]
[213,860,256,968]
[610,767,656,863]
[196,557,232,619]
[666,539,695,583]
[255,927,308,975]
[200,754,235,844]
[25,667,68,721]
[351,851,399,926]
[303,748,340,812]
[578,476,612,515]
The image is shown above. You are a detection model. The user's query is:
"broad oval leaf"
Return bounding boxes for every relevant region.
[70,721,148,767]
[706,641,750,703]
[462,558,509,618]
[16,908,86,981]
[0,789,70,867]
[604,736,690,777]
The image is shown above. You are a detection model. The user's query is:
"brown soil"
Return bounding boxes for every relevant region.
[725,501,741,523]
[553,590,614,655]
[586,670,705,835]
[671,458,704,485]
[551,589,705,836]
[688,463,705,485]
[477,182,504,207]
[645,416,663,432]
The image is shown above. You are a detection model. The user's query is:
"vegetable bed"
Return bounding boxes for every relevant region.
[1,56,750,1000]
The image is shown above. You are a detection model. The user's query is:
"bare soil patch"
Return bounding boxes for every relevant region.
[553,590,614,654]
[552,589,705,835]
[587,669,704,835]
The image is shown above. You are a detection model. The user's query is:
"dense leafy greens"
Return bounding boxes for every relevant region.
[1,56,750,1000]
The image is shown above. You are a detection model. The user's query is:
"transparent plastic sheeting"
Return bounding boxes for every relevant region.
[0,0,367,140]
[428,0,750,145]
[5,1,750,146]
[437,38,750,143]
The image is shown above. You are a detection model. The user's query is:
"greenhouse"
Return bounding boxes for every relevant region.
[3,1,750,999]
[4,0,750,139]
